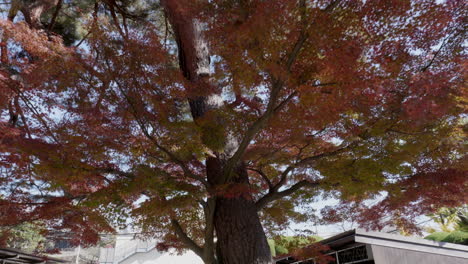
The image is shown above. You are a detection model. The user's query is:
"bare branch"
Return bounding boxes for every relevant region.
[256,180,321,210]
[269,141,357,197]
[247,167,274,190]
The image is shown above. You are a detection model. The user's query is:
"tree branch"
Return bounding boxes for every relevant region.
[247,167,273,190]
[256,180,321,210]
[201,198,216,263]
[106,0,127,39]
[224,1,343,180]
[112,79,209,188]
[7,83,61,145]
[421,27,462,72]
[274,141,357,192]
[90,167,135,179]
[171,219,204,258]
[47,0,63,31]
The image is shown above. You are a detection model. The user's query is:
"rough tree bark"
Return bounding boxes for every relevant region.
[208,160,272,264]
[8,0,60,28]
[161,1,273,263]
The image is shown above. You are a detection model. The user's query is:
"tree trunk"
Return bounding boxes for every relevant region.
[214,195,272,264]
[208,159,272,264]
[161,1,273,263]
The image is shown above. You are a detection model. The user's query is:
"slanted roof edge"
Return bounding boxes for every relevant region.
[354,229,468,251]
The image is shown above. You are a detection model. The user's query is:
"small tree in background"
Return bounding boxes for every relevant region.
[425,206,468,245]
[270,235,323,257]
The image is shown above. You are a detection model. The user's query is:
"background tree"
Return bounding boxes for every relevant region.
[0,1,467,264]
[269,235,323,257]
[0,222,47,253]
[425,206,468,246]
[427,206,467,233]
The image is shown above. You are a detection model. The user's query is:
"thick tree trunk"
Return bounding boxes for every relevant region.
[162,1,273,263]
[208,159,272,264]
[214,195,272,264]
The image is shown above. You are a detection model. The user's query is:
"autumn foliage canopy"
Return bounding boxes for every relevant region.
[0,0,466,263]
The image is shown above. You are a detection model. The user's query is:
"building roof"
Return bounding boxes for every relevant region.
[321,229,468,259]
[275,229,468,264]
[0,248,67,264]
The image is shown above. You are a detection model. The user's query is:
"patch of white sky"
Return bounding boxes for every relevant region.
[287,191,436,238]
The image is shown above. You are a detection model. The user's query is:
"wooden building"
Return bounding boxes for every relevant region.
[275,229,468,264]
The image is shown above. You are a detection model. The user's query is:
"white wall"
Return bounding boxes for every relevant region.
[98,233,203,264]
[120,249,203,264]
[371,245,468,264]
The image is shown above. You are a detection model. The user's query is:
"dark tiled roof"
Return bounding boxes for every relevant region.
[0,248,67,264]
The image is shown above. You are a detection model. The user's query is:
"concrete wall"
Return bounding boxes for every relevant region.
[99,247,115,263]
[371,245,468,264]
[120,249,203,264]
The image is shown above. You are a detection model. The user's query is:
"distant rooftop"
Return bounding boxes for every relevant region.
[322,229,468,259]
[0,248,67,264]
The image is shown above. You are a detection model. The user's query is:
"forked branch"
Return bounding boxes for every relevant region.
[256,180,321,210]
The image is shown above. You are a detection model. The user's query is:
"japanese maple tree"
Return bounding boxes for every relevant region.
[0,0,467,263]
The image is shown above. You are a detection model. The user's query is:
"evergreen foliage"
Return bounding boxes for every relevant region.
[425,231,468,246]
